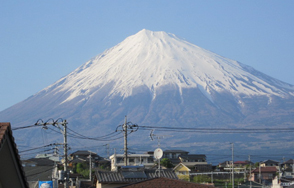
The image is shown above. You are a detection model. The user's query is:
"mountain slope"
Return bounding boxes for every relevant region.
[1,29,294,152]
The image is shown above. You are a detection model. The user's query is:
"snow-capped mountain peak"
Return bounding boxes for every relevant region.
[44,29,294,104]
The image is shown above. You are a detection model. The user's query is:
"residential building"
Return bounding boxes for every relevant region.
[250,166,277,185]
[281,167,293,178]
[282,159,294,170]
[260,159,280,168]
[22,157,57,188]
[179,154,207,168]
[69,150,103,168]
[0,122,29,188]
[109,153,154,171]
[218,160,252,172]
[93,166,178,188]
[173,163,191,181]
[163,150,189,164]
[218,161,231,170]
[35,153,60,162]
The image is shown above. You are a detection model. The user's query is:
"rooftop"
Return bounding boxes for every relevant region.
[252,167,277,173]
[117,177,214,188]
[95,168,178,184]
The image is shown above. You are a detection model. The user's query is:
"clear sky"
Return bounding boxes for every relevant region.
[0,1,293,112]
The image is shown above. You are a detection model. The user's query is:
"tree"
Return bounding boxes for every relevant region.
[254,162,260,168]
[74,162,89,178]
[160,158,174,168]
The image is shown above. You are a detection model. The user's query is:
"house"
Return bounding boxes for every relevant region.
[35,153,60,162]
[282,159,294,170]
[218,161,231,171]
[281,167,294,178]
[0,122,29,188]
[232,161,253,172]
[22,157,57,187]
[173,163,191,181]
[250,166,277,185]
[69,150,103,168]
[93,166,178,188]
[163,150,189,164]
[260,159,280,168]
[194,164,212,172]
[218,160,252,172]
[116,177,215,188]
[234,161,252,168]
[109,153,154,171]
[70,150,101,160]
[179,154,207,168]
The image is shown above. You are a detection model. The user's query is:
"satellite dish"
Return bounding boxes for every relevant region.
[154,148,163,159]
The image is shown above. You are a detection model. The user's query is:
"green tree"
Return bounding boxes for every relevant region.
[160,158,174,168]
[74,162,90,179]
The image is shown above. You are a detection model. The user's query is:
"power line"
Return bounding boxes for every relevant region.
[138,125,294,133]
[19,144,55,153]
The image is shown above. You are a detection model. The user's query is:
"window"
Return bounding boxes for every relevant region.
[129,159,134,163]
[172,153,176,158]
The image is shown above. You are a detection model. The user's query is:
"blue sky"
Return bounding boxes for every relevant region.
[0,1,293,111]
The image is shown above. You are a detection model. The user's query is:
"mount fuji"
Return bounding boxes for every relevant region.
[1,29,294,155]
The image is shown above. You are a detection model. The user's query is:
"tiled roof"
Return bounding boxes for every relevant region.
[95,169,178,183]
[70,150,98,156]
[234,161,248,164]
[25,157,55,166]
[283,159,294,164]
[164,150,189,153]
[24,166,54,181]
[179,154,206,160]
[0,122,29,188]
[251,167,277,173]
[117,177,215,188]
[261,159,279,164]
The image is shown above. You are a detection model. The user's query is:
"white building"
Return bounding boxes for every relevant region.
[109,153,155,171]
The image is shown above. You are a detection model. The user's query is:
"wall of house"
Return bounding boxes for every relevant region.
[96,181,128,188]
[0,138,26,188]
[110,155,154,171]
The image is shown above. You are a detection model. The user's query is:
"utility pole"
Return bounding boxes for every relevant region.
[249,155,252,188]
[231,143,234,188]
[103,144,110,158]
[89,151,92,181]
[259,162,261,184]
[123,117,128,166]
[62,120,69,188]
[35,119,69,188]
[116,116,138,166]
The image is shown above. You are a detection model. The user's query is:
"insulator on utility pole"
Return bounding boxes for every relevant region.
[115,116,138,167]
[34,118,69,188]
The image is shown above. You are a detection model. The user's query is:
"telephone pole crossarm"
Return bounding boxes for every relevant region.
[34,118,69,188]
[115,116,139,166]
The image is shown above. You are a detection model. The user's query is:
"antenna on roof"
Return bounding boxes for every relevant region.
[149,129,172,148]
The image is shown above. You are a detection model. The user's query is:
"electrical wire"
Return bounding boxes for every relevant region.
[138,125,294,133]
[19,144,55,153]
[12,124,44,131]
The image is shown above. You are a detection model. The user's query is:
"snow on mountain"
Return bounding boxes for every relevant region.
[2,29,294,153]
[42,29,294,106]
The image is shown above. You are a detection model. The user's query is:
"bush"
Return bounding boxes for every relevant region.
[192,175,211,183]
